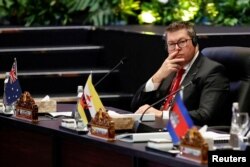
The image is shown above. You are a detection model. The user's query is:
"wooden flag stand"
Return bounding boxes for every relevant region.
[178,127,208,164]
[89,108,115,141]
[15,91,38,123]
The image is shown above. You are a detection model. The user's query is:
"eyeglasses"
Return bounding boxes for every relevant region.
[167,39,192,51]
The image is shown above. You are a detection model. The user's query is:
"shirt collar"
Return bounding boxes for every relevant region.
[183,51,199,73]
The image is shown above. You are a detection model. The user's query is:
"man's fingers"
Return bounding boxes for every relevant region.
[167,51,179,60]
[135,104,150,114]
[170,58,185,64]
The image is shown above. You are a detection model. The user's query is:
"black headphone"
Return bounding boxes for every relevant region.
[191,35,198,46]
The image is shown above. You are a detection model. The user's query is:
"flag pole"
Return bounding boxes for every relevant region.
[14,57,17,77]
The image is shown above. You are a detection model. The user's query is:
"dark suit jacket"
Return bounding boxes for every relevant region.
[131,52,231,126]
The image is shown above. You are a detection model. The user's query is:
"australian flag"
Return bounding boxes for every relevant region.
[166,93,194,144]
[4,59,22,105]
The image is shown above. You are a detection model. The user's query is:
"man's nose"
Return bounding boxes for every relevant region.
[175,43,181,50]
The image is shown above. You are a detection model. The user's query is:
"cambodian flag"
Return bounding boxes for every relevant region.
[166,93,194,144]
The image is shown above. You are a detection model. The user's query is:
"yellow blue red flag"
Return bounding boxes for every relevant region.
[77,74,105,125]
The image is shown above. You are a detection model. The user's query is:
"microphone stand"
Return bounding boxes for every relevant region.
[139,80,194,121]
[134,79,196,133]
[94,57,127,87]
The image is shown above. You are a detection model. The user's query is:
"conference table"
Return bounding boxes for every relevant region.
[0,104,206,167]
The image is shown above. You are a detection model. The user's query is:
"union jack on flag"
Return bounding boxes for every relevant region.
[9,60,17,83]
[3,58,22,105]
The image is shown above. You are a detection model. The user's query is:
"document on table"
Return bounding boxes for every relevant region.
[39,111,72,118]
[108,110,155,121]
[116,132,170,143]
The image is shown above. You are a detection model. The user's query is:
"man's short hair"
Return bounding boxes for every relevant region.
[165,21,197,46]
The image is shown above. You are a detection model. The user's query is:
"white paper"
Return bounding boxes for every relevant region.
[116,132,170,143]
[41,95,50,101]
[47,111,72,118]
[108,110,155,121]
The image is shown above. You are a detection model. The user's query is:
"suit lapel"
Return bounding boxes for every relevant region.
[160,53,203,99]
[181,53,202,87]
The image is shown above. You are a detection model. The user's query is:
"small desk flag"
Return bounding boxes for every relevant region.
[77,74,105,125]
[166,93,194,144]
[4,58,22,105]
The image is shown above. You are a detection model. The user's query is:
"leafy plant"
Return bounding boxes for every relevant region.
[82,0,140,26]
[138,0,250,26]
[213,0,250,26]
[0,0,250,26]
[138,0,203,25]
[0,0,80,26]
[0,0,140,26]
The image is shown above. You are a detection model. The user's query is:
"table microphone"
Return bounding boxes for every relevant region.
[72,57,127,118]
[94,57,127,87]
[133,78,199,133]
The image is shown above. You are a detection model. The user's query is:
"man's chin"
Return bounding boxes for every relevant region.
[178,62,185,67]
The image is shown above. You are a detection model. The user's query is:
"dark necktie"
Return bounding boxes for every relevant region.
[161,68,185,111]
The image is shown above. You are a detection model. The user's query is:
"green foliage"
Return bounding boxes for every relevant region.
[0,0,140,26]
[82,0,117,26]
[138,0,250,26]
[0,0,78,26]
[214,0,250,26]
[0,0,249,26]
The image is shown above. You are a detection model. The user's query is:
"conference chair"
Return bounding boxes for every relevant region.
[201,46,250,132]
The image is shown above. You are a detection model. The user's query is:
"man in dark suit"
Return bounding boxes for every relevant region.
[131,21,231,126]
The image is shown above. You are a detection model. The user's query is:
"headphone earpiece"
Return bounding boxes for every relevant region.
[192,36,198,46]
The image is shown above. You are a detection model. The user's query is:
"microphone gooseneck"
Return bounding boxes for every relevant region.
[94,57,127,87]
[134,78,199,133]
[138,78,199,122]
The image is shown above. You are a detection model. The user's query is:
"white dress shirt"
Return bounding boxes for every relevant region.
[144,51,199,119]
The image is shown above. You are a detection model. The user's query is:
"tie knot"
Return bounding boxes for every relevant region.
[177,68,185,77]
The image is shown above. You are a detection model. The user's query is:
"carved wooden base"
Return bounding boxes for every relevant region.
[15,106,38,123]
[89,124,115,141]
[179,145,208,164]
[179,127,208,164]
[15,91,38,123]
